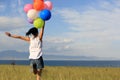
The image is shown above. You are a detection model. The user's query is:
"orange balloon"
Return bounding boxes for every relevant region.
[33,1,44,11]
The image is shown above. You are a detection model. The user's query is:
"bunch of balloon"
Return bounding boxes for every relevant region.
[24,0,53,28]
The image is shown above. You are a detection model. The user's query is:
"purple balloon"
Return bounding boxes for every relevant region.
[28,18,34,24]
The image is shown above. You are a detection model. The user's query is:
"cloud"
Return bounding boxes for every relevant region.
[55,8,120,47]
[55,1,120,39]
[54,0,120,58]
[45,36,73,43]
[56,7,120,31]
[0,0,28,31]
[0,16,27,31]
[43,36,74,55]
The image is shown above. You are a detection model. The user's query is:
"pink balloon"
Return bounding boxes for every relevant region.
[24,4,33,13]
[44,1,53,10]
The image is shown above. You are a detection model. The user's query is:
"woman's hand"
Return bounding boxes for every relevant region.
[5,32,11,37]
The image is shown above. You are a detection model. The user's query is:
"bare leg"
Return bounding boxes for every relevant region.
[36,69,42,80]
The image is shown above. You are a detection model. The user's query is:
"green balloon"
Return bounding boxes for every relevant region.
[33,18,44,28]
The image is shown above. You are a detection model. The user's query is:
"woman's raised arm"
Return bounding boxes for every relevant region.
[39,22,45,41]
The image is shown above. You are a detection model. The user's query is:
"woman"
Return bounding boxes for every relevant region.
[5,23,45,80]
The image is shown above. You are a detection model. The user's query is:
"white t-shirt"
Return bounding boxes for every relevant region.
[29,36,42,59]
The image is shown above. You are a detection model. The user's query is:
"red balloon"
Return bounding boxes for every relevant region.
[33,0,44,2]
[33,1,44,11]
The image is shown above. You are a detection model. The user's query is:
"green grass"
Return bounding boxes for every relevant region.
[0,65,120,80]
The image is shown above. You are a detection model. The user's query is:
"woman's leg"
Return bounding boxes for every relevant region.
[36,69,43,80]
[30,60,37,75]
[33,63,37,74]
[36,57,44,80]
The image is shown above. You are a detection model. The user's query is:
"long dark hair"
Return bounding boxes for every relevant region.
[26,27,38,38]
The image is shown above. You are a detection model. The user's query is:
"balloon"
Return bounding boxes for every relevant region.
[33,18,44,28]
[33,0,44,2]
[24,4,33,13]
[44,1,53,10]
[33,1,44,11]
[27,9,38,20]
[39,9,51,21]
[28,18,34,24]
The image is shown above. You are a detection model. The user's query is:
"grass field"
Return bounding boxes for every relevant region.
[0,65,120,80]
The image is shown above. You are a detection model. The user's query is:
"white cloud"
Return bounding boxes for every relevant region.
[43,36,74,54]
[45,36,73,44]
[56,7,120,31]
[0,0,27,31]
[0,16,27,31]
[54,1,120,58]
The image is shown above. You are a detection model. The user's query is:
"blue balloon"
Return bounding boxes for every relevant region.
[38,9,51,21]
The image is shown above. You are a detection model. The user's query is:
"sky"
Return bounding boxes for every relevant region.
[0,0,120,60]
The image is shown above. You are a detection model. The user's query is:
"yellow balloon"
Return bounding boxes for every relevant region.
[33,18,44,28]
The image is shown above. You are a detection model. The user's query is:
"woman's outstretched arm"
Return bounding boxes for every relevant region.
[5,32,30,42]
